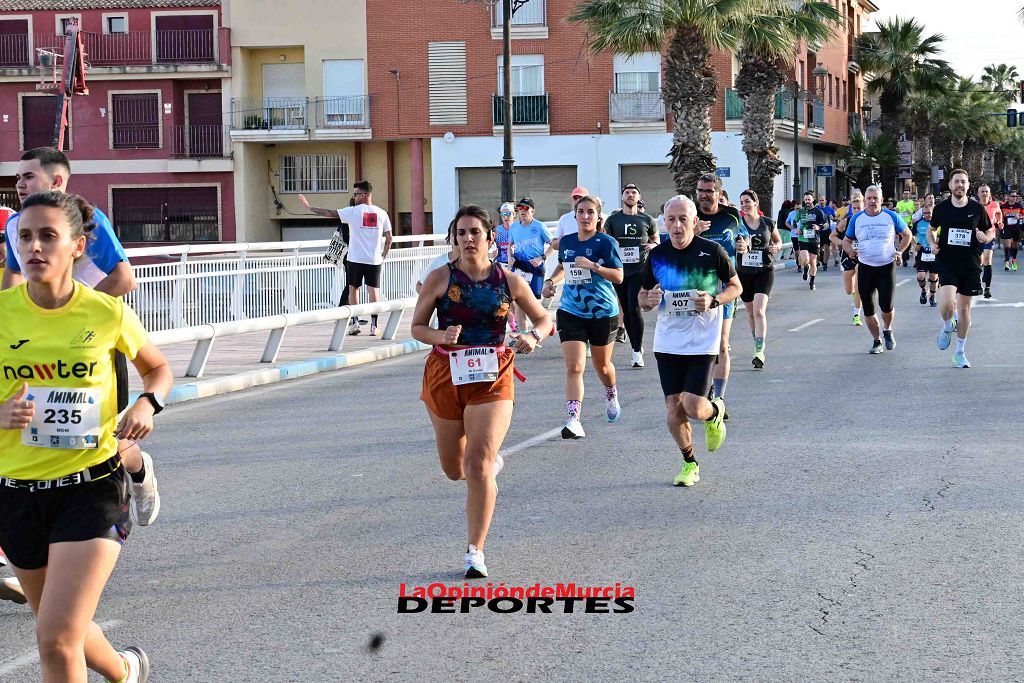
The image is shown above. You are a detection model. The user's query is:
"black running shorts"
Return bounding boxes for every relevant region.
[915,252,937,273]
[0,466,131,570]
[841,253,858,272]
[654,352,717,398]
[938,263,983,297]
[1002,226,1021,242]
[737,269,774,302]
[345,261,382,290]
[556,310,617,347]
[798,241,819,256]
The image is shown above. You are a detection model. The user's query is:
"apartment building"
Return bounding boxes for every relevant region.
[0,0,234,243]
[367,0,877,226]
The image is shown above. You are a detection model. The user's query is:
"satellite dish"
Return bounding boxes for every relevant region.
[443,131,455,143]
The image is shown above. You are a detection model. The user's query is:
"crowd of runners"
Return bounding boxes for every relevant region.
[0,144,1016,680]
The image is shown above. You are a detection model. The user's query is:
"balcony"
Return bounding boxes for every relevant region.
[724,88,805,133]
[230,97,308,142]
[609,91,665,130]
[810,100,825,137]
[169,124,229,159]
[311,96,372,140]
[492,93,549,129]
[0,28,228,73]
[490,0,547,39]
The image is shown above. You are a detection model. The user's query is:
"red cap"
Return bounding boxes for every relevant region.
[571,186,589,199]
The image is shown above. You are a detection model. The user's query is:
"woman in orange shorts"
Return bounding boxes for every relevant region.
[413,204,552,578]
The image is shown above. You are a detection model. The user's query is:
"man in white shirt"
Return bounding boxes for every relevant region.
[552,186,588,250]
[300,180,393,335]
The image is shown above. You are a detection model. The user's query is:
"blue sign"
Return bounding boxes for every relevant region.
[815,165,835,177]
[715,167,730,178]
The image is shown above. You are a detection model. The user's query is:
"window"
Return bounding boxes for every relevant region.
[59,17,79,35]
[111,93,160,149]
[154,14,215,63]
[497,55,543,95]
[279,154,348,194]
[614,53,660,93]
[492,0,545,26]
[827,75,833,106]
[106,16,127,34]
[321,59,366,126]
[22,95,71,151]
[428,41,467,125]
[0,19,30,67]
[458,166,575,221]
[112,186,219,242]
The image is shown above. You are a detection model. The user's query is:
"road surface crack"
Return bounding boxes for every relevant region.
[923,448,956,511]
[810,546,873,635]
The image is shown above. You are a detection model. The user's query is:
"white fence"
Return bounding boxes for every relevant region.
[124,235,449,333]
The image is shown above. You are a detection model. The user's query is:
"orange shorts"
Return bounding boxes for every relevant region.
[420,349,515,420]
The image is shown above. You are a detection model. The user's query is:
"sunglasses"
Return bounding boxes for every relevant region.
[500,211,513,217]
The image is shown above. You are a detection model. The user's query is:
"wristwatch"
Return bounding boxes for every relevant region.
[138,392,165,415]
[709,295,721,310]
[529,329,544,344]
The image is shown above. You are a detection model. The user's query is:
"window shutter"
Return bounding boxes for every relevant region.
[428,41,467,125]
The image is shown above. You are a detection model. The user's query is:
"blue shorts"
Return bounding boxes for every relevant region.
[722,300,735,320]
[511,259,545,298]
[982,241,995,251]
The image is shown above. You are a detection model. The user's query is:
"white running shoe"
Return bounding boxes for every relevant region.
[493,454,504,477]
[465,545,487,578]
[561,419,585,439]
[130,452,161,527]
[347,319,361,336]
[631,350,644,368]
[0,577,26,604]
[118,646,150,683]
[606,396,621,423]
[370,324,380,336]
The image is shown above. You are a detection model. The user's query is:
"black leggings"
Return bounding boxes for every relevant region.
[857,262,895,317]
[613,273,645,352]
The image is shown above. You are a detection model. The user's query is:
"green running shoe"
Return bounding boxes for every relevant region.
[705,397,727,452]
[673,461,700,487]
[852,313,862,326]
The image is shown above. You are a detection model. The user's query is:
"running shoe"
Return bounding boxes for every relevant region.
[1014,260,1019,271]
[883,330,896,351]
[561,419,585,439]
[869,339,884,354]
[936,321,956,350]
[802,265,809,281]
[586,343,592,358]
[493,454,504,478]
[704,398,727,452]
[822,263,828,272]
[984,287,992,299]
[852,313,862,326]
[673,461,700,487]
[370,324,380,336]
[929,297,937,307]
[0,547,6,567]
[1005,262,1011,271]
[953,351,971,368]
[129,452,161,527]
[347,319,361,336]
[809,282,815,291]
[465,545,487,579]
[919,291,927,305]
[606,395,621,423]
[631,350,644,368]
[0,577,26,604]
[118,646,150,683]
[752,352,764,370]
[615,327,626,344]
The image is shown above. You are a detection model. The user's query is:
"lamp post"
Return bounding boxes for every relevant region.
[500,0,515,203]
[791,64,829,202]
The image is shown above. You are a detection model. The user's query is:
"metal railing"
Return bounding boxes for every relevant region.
[609,91,665,123]
[492,93,549,126]
[312,96,370,129]
[169,124,229,158]
[725,88,806,124]
[491,0,546,27]
[123,235,449,333]
[811,100,825,130]
[0,29,221,68]
[231,97,307,130]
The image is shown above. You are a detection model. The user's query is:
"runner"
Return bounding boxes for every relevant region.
[830,191,864,325]
[976,184,1001,299]
[0,191,171,682]
[1000,189,1021,272]
[694,173,740,412]
[734,189,782,369]
[300,180,393,335]
[603,183,658,367]
[412,204,551,578]
[416,220,459,294]
[896,190,917,267]
[913,204,939,306]
[509,197,553,330]
[492,203,519,331]
[842,185,913,354]
[817,195,836,270]
[777,199,796,266]
[793,191,828,290]
[912,193,935,223]
[542,195,624,438]
[552,186,588,250]
[639,195,740,487]
[929,169,996,368]
[2,148,160,530]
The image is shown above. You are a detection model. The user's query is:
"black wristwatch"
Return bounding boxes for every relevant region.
[709,295,721,310]
[138,392,165,415]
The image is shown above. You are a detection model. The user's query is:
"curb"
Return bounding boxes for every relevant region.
[134,338,430,406]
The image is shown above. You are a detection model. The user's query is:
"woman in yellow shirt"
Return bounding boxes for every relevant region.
[0,191,172,683]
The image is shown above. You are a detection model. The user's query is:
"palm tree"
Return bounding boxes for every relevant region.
[981,63,1020,103]
[841,132,897,190]
[569,0,752,196]
[857,17,954,193]
[933,78,1005,182]
[733,1,840,213]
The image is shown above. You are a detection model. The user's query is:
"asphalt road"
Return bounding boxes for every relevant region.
[2,260,1024,682]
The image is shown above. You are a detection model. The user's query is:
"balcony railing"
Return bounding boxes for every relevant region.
[491,0,546,27]
[492,93,548,126]
[609,91,665,123]
[231,97,307,131]
[811,100,825,130]
[0,29,222,68]
[725,88,806,124]
[169,124,228,158]
[312,96,370,129]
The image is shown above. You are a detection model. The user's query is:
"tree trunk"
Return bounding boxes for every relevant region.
[664,25,717,197]
[963,142,983,182]
[911,133,932,195]
[878,88,902,197]
[950,138,964,170]
[735,54,786,214]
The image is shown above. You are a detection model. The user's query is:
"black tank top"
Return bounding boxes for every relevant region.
[737,216,774,273]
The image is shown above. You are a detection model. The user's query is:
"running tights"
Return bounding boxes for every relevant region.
[856,262,895,318]
[983,265,992,287]
[614,274,645,352]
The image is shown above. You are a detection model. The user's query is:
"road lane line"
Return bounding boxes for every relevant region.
[0,620,123,676]
[896,278,911,287]
[499,427,563,458]
[788,318,824,332]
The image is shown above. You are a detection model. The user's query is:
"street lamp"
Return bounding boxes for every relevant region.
[791,63,829,202]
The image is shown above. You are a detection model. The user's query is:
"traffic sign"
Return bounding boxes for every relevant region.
[815,165,834,177]
[898,137,913,166]
[715,167,730,178]
[898,168,912,180]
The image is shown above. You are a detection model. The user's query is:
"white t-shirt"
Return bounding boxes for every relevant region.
[845,208,907,267]
[556,211,578,240]
[338,204,392,266]
[417,253,453,285]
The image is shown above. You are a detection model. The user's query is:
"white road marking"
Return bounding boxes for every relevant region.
[499,426,563,457]
[788,318,824,332]
[0,620,123,676]
[896,278,912,287]
[975,301,1024,308]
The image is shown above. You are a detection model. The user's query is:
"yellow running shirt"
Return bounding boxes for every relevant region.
[0,283,148,480]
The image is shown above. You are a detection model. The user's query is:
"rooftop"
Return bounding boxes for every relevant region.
[0,0,218,9]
